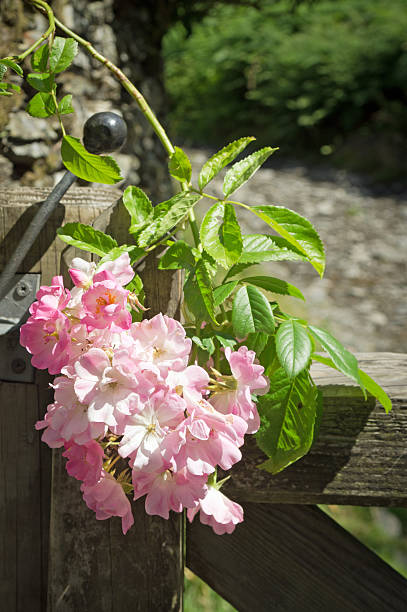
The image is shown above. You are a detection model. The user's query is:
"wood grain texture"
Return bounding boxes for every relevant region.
[187,502,407,612]
[0,187,121,611]
[48,195,184,612]
[0,382,42,612]
[222,353,407,506]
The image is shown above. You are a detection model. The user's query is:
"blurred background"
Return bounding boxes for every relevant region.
[1,1,406,609]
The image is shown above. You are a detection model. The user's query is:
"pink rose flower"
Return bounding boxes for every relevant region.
[132,458,207,519]
[81,470,134,534]
[20,311,71,374]
[130,314,192,376]
[187,486,243,535]
[82,276,131,331]
[63,440,105,486]
[210,346,269,433]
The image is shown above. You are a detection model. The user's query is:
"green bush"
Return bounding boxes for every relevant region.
[163,0,407,173]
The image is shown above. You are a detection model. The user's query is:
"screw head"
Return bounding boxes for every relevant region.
[11,358,26,374]
[83,112,127,154]
[15,281,30,297]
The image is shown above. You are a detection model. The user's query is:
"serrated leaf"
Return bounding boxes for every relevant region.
[98,245,144,266]
[223,147,278,197]
[26,91,57,117]
[249,206,325,277]
[200,201,242,269]
[0,58,23,76]
[256,368,320,474]
[49,37,78,73]
[213,280,238,307]
[31,44,49,72]
[198,136,255,190]
[158,240,195,270]
[122,186,153,233]
[312,354,391,413]
[239,234,307,265]
[308,326,361,385]
[61,135,123,184]
[276,320,312,378]
[196,258,218,324]
[192,336,215,356]
[232,285,275,337]
[168,146,192,183]
[58,94,74,115]
[57,222,117,256]
[243,276,304,300]
[137,192,201,248]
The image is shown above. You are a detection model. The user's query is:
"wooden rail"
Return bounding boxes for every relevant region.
[224,353,407,507]
[1,188,406,611]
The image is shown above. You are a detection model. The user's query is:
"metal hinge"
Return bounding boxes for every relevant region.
[0,273,40,382]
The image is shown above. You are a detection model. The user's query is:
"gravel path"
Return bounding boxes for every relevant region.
[189,149,407,354]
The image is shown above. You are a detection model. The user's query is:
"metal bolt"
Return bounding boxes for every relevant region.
[15,281,31,297]
[11,358,26,374]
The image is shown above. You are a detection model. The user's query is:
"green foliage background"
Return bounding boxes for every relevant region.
[163,0,407,178]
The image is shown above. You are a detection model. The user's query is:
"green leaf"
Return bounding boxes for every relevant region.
[98,245,144,266]
[31,44,49,72]
[26,72,54,92]
[312,354,391,413]
[137,192,201,248]
[214,333,237,349]
[358,369,392,413]
[0,82,21,93]
[242,276,304,300]
[122,186,153,233]
[198,136,255,191]
[232,285,275,337]
[57,222,117,256]
[49,37,78,73]
[26,92,57,117]
[196,258,218,324]
[239,234,307,265]
[244,331,269,356]
[213,280,238,307]
[276,320,312,378]
[200,201,242,269]
[308,325,361,385]
[249,206,325,277]
[183,275,207,323]
[158,240,195,270]
[256,368,319,474]
[223,147,278,197]
[61,135,123,184]
[192,336,215,356]
[0,58,23,76]
[58,94,74,115]
[126,274,143,295]
[168,146,192,183]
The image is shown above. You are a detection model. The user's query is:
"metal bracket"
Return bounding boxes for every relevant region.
[0,273,40,382]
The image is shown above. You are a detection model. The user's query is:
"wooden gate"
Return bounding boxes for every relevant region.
[1,188,406,611]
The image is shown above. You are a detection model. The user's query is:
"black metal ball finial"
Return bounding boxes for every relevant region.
[83,111,127,154]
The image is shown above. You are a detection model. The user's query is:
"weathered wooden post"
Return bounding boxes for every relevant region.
[48,195,184,612]
[0,187,117,610]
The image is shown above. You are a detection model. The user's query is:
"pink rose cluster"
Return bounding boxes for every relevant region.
[20,253,269,535]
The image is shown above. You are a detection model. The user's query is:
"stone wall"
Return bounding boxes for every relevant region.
[0,0,173,201]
